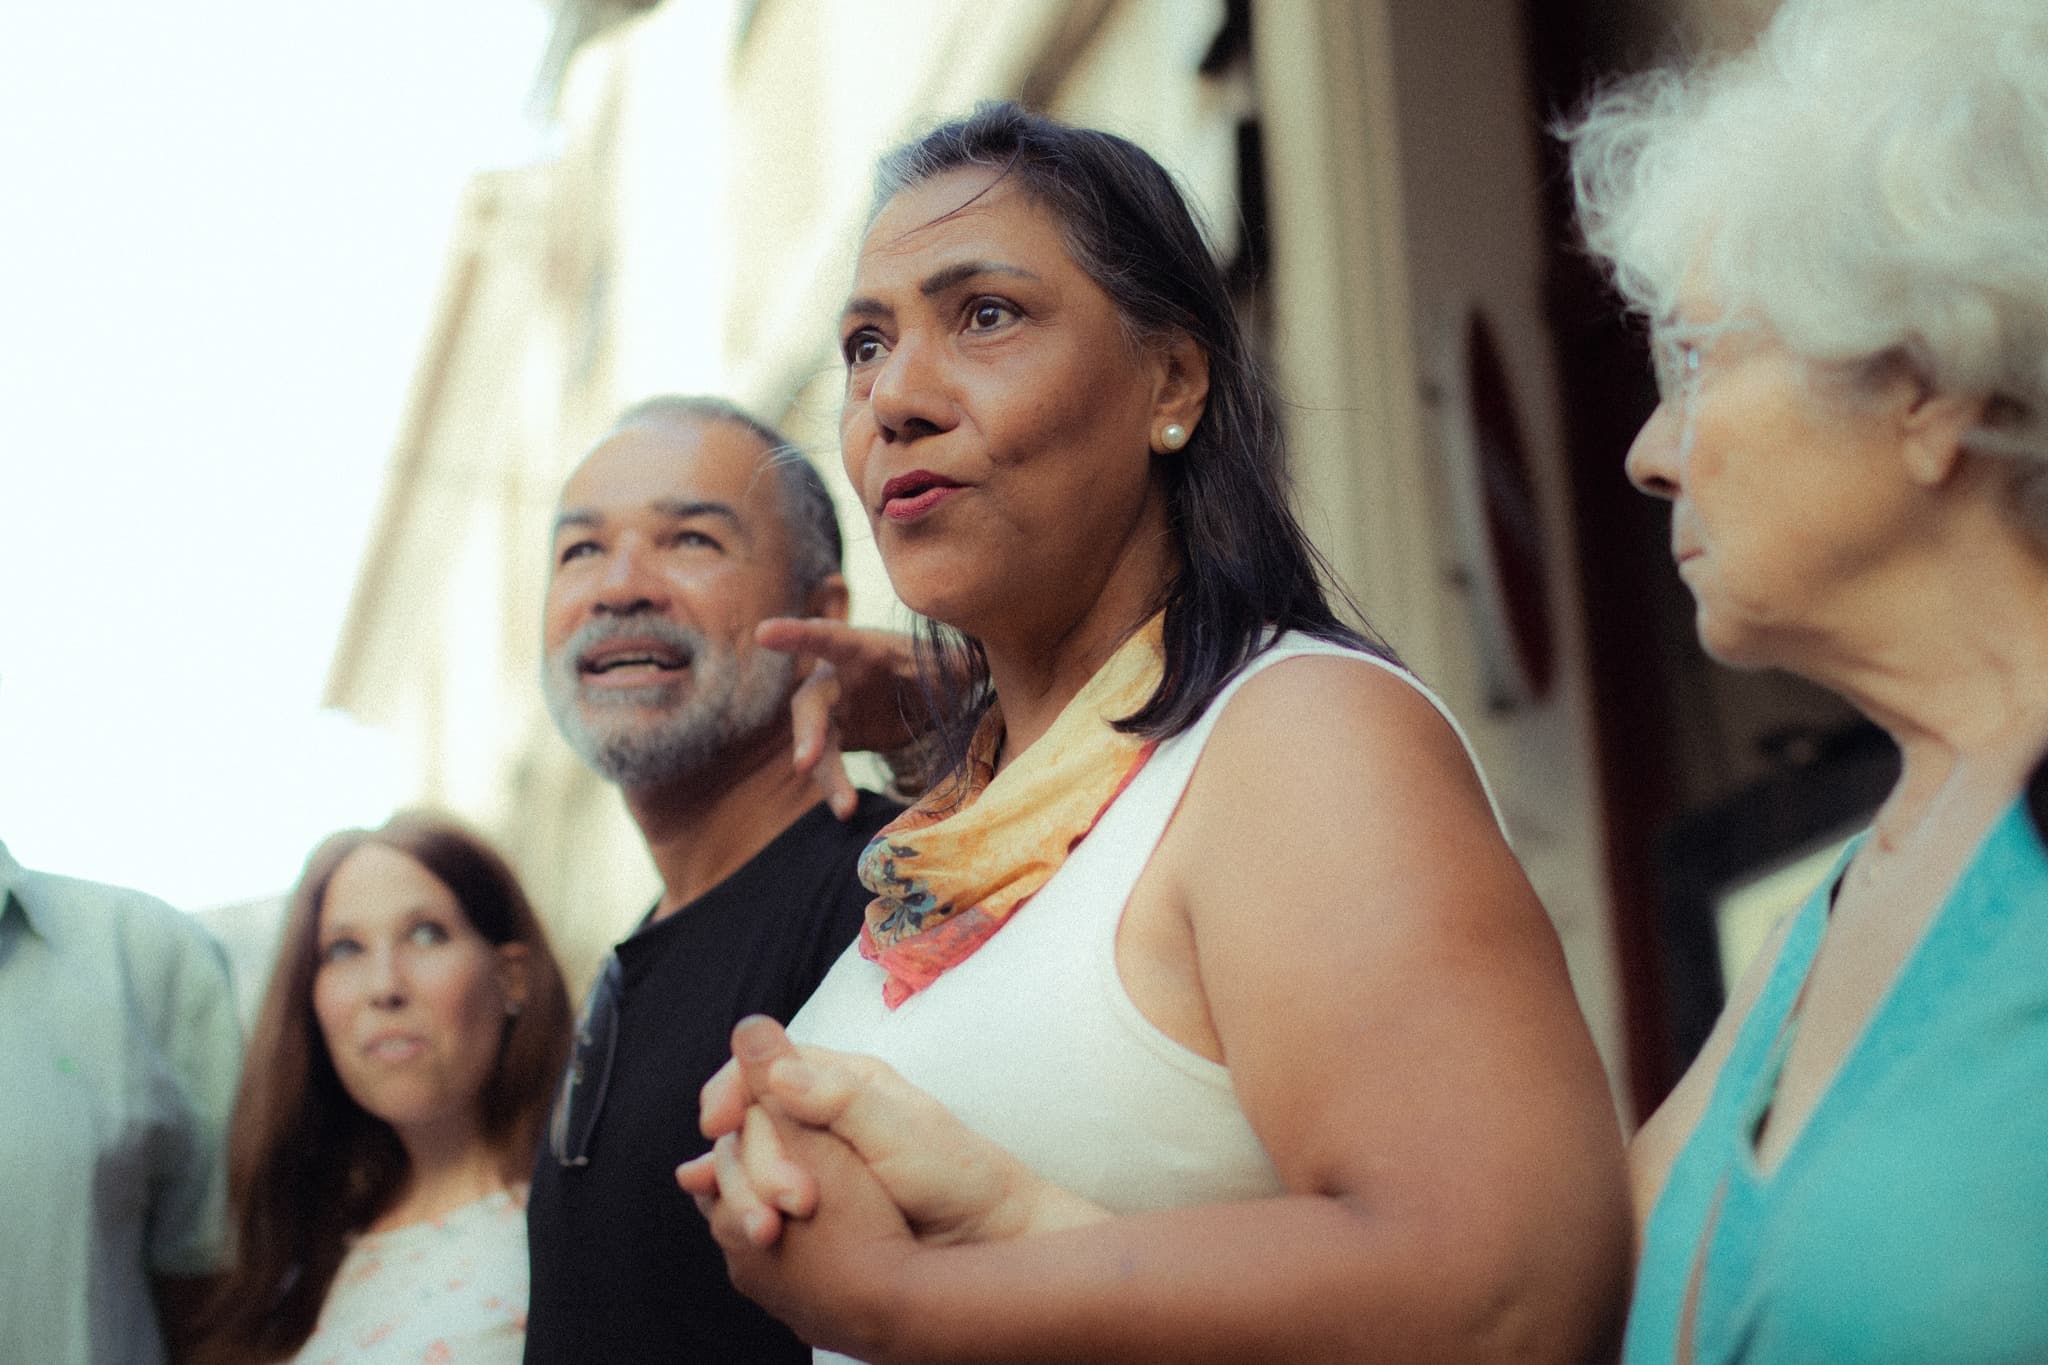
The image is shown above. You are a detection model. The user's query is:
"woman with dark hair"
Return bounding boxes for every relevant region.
[194,813,572,1364]
[682,102,1630,1363]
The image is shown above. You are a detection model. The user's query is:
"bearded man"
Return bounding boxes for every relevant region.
[525,396,899,1364]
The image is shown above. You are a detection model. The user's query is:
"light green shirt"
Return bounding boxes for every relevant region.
[0,840,242,1365]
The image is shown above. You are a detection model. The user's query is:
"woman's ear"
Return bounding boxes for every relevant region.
[495,942,531,1015]
[1149,332,1211,453]
[1899,388,1990,488]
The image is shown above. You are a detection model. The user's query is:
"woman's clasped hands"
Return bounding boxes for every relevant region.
[677,1016,1107,1352]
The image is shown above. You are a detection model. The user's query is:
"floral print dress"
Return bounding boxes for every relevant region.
[292,1187,529,1364]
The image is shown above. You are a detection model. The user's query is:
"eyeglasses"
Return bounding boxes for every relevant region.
[1650,317,1759,408]
[547,950,623,1168]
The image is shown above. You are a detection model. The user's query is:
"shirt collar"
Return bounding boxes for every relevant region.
[0,839,44,938]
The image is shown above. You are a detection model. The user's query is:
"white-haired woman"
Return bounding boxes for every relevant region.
[1565,0,2048,1359]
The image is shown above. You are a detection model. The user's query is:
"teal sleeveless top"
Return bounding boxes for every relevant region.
[1624,793,2048,1363]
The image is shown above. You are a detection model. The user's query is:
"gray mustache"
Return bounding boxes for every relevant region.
[561,615,704,670]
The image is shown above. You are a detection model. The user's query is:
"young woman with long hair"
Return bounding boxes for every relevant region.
[194,813,570,1364]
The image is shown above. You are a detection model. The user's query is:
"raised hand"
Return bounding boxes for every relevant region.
[761,617,923,820]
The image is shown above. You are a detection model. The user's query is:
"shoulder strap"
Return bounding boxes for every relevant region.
[1128,636,1508,842]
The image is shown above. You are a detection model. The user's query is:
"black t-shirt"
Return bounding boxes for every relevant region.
[524,792,899,1364]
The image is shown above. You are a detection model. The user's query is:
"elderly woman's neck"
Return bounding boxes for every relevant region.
[1826,532,2048,799]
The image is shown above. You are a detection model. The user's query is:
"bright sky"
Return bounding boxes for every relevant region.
[0,1,552,909]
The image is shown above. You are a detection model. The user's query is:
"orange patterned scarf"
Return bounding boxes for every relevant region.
[856,616,1164,1007]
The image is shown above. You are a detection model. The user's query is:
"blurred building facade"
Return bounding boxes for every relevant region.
[327,0,1837,1120]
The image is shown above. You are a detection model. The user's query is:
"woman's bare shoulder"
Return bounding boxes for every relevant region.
[1186,650,1494,826]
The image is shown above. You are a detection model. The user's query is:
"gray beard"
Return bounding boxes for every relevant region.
[543,618,795,792]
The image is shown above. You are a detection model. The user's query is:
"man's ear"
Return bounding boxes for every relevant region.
[804,572,850,623]
[1150,332,1211,452]
[495,942,531,1014]
[1899,388,1990,488]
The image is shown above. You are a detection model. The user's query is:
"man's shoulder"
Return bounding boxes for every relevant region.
[670,793,900,930]
[16,863,195,937]
[842,789,906,842]
[711,791,899,909]
[776,790,901,872]
[13,865,230,985]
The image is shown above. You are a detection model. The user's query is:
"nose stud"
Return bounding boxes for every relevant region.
[1159,423,1188,452]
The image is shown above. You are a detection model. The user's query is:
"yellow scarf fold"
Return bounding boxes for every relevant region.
[857,616,1165,1007]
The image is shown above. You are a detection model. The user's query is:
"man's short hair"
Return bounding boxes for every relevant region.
[610,395,843,600]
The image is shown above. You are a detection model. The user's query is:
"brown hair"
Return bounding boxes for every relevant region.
[193,812,571,1362]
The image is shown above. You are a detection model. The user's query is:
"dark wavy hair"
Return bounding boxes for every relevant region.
[870,102,1388,772]
[193,812,571,1363]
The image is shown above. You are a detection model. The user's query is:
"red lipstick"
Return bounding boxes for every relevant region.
[879,470,965,523]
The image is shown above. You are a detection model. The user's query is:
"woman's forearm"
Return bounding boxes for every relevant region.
[823,1189,1624,1365]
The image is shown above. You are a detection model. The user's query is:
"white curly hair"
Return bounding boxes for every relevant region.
[1562,0,2048,536]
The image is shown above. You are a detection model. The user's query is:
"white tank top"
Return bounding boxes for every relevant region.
[790,634,1501,1238]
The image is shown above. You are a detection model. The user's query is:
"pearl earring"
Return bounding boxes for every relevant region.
[1160,423,1188,452]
